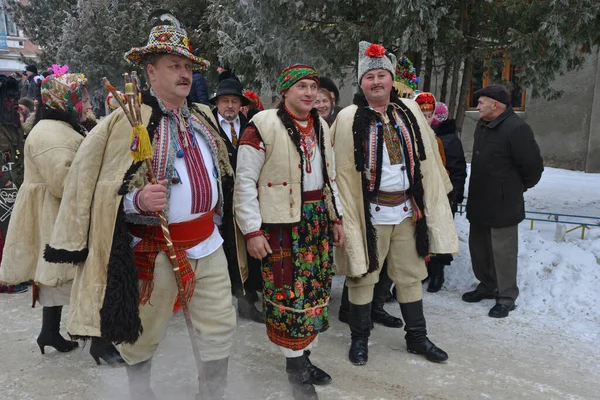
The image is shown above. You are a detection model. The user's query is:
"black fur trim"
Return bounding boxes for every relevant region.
[395,100,426,161]
[220,171,243,295]
[99,199,143,345]
[361,172,379,275]
[277,105,305,197]
[43,245,89,264]
[34,105,87,137]
[312,109,341,220]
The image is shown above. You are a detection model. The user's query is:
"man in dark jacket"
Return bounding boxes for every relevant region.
[464,84,543,318]
[190,71,209,105]
[24,65,38,100]
[210,79,264,324]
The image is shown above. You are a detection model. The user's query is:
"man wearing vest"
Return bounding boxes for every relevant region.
[234,64,345,400]
[210,79,263,323]
[44,13,241,400]
[331,41,459,367]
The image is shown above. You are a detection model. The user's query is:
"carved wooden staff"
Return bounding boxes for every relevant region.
[104,77,210,399]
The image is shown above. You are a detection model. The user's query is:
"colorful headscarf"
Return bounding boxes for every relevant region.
[415,92,436,113]
[432,102,449,127]
[244,90,264,111]
[278,64,319,93]
[41,65,87,117]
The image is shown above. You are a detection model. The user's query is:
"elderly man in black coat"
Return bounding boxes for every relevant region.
[463,84,543,318]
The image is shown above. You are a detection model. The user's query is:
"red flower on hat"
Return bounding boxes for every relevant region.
[157,33,169,43]
[366,43,386,58]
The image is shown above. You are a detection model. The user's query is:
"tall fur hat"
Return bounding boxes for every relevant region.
[357,41,397,84]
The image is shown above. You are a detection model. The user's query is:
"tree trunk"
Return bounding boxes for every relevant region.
[448,0,467,118]
[422,39,435,92]
[455,55,474,136]
[440,58,452,102]
[410,51,423,87]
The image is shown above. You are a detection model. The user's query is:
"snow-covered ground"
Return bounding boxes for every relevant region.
[0,167,599,399]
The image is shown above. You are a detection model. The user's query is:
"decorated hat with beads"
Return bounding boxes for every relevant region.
[415,92,436,113]
[124,12,209,70]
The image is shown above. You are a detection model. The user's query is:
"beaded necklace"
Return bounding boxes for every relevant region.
[285,106,316,173]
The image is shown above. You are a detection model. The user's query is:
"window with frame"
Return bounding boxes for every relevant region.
[468,52,526,111]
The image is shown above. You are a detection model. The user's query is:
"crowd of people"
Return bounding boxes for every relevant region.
[0,10,544,400]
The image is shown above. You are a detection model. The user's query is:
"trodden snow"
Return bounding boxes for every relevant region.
[0,166,598,399]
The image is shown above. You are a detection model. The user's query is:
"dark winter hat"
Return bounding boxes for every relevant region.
[319,77,340,103]
[209,78,250,106]
[474,84,510,106]
[25,64,38,75]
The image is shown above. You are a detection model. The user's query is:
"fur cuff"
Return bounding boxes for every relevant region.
[43,245,89,264]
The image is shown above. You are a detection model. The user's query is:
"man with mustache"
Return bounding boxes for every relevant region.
[234,64,344,400]
[45,12,241,400]
[331,41,458,366]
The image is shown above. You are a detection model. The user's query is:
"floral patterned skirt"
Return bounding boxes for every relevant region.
[262,199,333,350]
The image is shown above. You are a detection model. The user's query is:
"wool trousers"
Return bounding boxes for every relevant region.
[120,246,236,365]
[469,223,519,306]
[347,218,428,305]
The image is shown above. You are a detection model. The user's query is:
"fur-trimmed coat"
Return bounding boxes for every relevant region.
[0,120,83,286]
[44,94,241,343]
[331,94,458,278]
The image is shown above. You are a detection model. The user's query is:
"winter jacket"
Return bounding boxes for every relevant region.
[434,119,467,206]
[0,120,83,287]
[466,106,543,227]
[190,72,209,105]
[331,96,458,277]
[26,77,36,100]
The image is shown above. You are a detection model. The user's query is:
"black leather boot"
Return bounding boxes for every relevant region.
[372,275,403,328]
[196,357,229,400]
[237,293,264,324]
[338,282,350,324]
[126,358,157,400]
[90,337,125,366]
[304,350,331,385]
[348,302,371,366]
[37,306,79,354]
[400,300,448,363]
[427,262,445,293]
[286,355,318,400]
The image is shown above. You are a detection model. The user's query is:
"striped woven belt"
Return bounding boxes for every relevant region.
[368,190,409,207]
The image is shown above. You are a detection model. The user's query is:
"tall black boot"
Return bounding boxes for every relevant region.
[348,303,371,366]
[400,300,448,363]
[304,350,331,385]
[90,337,125,366]
[126,358,157,400]
[286,355,318,400]
[237,293,264,324]
[196,357,229,400]
[37,306,79,354]
[372,274,403,328]
[427,262,445,293]
[338,282,350,324]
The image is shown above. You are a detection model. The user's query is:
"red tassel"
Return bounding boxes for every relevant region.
[173,275,196,314]
[138,279,154,306]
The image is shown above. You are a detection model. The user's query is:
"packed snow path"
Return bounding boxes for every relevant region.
[1,167,598,399]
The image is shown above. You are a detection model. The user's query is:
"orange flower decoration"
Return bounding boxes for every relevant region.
[366,43,386,58]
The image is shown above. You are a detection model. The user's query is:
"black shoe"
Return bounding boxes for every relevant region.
[237,294,264,324]
[126,358,157,400]
[371,305,403,328]
[37,306,79,354]
[286,355,318,400]
[90,337,125,366]
[348,302,371,366]
[488,303,515,318]
[462,290,495,303]
[427,263,445,293]
[400,300,448,363]
[197,357,229,400]
[303,350,331,385]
